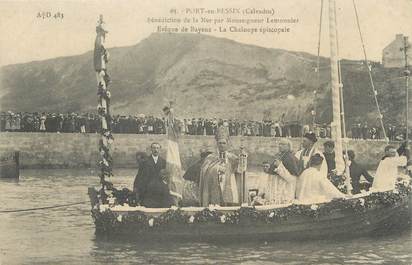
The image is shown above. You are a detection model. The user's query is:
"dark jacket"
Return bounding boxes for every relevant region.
[133,155,171,208]
[323,151,336,174]
[349,161,373,194]
[269,150,300,176]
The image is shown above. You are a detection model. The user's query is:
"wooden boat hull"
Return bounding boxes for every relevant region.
[0,151,19,179]
[88,187,411,242]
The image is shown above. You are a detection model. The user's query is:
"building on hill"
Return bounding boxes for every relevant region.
[382,34,411,68]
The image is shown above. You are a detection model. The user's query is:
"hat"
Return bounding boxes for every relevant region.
[304,132,317,143]
[215,126,229,142]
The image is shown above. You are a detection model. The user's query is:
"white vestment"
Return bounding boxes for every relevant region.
[372,155,407,192]
[296,167,345,204]
[257,163,297,204]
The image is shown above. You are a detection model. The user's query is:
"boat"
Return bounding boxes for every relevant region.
[88,1,411,241]
[0,151,19,179]
[88,184,411,241]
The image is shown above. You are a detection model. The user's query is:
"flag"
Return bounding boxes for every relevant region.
[163,105,184,205]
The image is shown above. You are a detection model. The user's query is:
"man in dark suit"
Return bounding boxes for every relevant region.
[133,142,171,208]
[345,150,374,194]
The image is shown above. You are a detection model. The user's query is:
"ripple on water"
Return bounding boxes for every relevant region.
[0,169,411,265]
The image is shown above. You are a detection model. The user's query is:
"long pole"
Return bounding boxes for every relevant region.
[333,1,352,193]
[328,0,345,174]
[401,36,410,147]
[314,0,324,130]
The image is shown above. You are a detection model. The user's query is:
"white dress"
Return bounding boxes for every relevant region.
[372,155,407,192]
[296,167,345,204]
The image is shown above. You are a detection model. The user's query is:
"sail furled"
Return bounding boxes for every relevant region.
[163,105,184,205]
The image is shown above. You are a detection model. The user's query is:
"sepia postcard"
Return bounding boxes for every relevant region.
[0,0,411,264]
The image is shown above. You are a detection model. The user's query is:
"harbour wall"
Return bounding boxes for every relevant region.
[0,132,393,170]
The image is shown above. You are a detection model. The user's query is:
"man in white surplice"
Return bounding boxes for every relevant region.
[296,154,345,203]
[254,160,297,205]
[372,144,408,192]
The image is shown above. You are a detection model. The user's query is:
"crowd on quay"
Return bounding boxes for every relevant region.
[350,122,407,141]
[0,111,409,140]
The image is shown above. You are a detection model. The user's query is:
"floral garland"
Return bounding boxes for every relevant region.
[91,182,411,232]
[328,173,347,193]
[94,15,115,205]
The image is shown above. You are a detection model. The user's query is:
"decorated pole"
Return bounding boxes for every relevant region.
[94,15,114,203]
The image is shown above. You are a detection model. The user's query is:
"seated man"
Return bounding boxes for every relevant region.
[253,160,297,205]
[372,143,409,192]
[133,142,172,208]
[252,162,271,206]
[296,154,345,203]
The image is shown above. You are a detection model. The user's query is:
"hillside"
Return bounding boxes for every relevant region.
[0,33,409,125]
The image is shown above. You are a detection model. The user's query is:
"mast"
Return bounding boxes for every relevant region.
[328,0,345,174]
[401,36,410,147]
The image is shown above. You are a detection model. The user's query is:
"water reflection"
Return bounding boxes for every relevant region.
[90,231,412,265]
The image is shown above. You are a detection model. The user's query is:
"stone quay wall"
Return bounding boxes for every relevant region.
[0,132,393,170]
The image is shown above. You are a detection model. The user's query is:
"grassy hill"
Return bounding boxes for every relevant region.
[0,33,409,125]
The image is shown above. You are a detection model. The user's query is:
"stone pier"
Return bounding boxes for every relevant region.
[0,132,392,169]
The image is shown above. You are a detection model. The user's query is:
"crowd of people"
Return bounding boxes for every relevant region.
[0,111,327,138]
[350,122,407,141]
[0,111,409,141]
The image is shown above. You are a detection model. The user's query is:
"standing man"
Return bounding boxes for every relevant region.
[199,126,242,206]
[269,138,300,177]
[295,132,327,177]
[133,142,171,208]
[343,150,374,194]
[323,141,336,176]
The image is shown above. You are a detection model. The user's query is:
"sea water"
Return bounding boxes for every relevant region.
[0,169,410,265]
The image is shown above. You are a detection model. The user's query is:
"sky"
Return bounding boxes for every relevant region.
[0,0,411,66]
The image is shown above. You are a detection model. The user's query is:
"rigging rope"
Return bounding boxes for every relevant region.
[352,0,388,142]
[0,201,88,213]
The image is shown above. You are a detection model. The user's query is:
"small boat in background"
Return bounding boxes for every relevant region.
[0,151,20,179]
